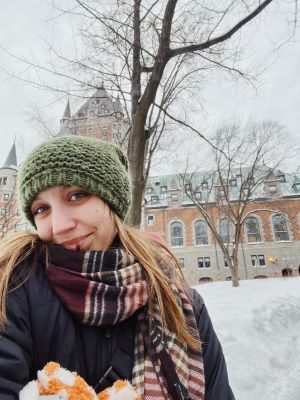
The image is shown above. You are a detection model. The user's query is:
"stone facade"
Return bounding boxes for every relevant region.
[143,172,300,285]
[59,85,129,147]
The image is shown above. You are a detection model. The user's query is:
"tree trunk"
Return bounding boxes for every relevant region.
[231,253,240,287]
[126,112,147,227]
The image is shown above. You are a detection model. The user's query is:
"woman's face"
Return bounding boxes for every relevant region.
[31,186,117,251]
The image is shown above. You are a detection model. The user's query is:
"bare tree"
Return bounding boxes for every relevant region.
[25,104,59,139]
[2,0,298,225]
[178,120,294,287]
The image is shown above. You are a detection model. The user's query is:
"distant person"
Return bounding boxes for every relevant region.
[0,136,235,399]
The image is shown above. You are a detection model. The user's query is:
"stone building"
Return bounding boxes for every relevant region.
[0,142,28,236]
[143,169,300,285]
[59,84,129,146]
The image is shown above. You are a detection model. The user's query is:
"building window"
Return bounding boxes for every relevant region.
[0,208,5,217]
[272,214,290,241]
[245,216,261,242]
[248,177,254,186]
[179,258,185,268]
[251,255,257,267]
[194,220,208,245]
[251,255,266,267]
[293,183,300,193]
[198,257,211,268]
[277,174,285,183]
[269,185,277,194]
[170,221,184,247]
[195,192,202,201]
[3,194,10,202]
[146,187,152,194]
[201,182,208,190]
[15,225,22,233]
[242,188,249,197]
[229,178,237,187]
[258,255,266,266]
[160,186,167,194]
[219,189,225,199]
[185,183,191,192]
[2,177,7,185]
[147,215,154,226]
[171,193,178,202]
[220,218,233,244]
[150,196,159,205]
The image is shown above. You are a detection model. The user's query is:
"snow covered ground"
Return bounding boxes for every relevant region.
[195,277,300,400]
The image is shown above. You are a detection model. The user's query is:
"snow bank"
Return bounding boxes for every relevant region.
[195,277,300,400]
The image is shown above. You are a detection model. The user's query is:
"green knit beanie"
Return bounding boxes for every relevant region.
[18,135,131,225]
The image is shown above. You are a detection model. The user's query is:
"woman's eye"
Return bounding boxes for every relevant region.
[32,205,48,216]
[69,191,88,201]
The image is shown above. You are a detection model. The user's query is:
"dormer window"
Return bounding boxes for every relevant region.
[171,193,178,202]
[229,179,237,187]
[248,177,254,186]
[293,183,300,192]
[219,190,225,199]
[277,174,285,183]
[201,182,208,190]
[151,196,159,205]
[269,185,277,194]
[146,187,152,194]
[195,192,202,201]
[185,183,191,192]
[160,186,167,194]
[243,188,249,197]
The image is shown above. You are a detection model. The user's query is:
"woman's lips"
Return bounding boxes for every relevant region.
[61,234,91,251]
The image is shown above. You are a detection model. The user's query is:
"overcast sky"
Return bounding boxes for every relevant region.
[0,1,299,173]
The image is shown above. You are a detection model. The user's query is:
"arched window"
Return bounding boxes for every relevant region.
[245,216,261,242]
[194,220,208,245]
[272,214,290,241]
[220,218,233,243]
[170,221,184,247]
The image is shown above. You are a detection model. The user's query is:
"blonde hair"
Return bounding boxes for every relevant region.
[0,232,40,328]
[0,220,199,349]
[113,214,200,350]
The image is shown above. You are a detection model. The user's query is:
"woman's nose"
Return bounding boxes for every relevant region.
[51,208,76,235]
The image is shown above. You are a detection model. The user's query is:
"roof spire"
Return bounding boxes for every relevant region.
[3,141,18,169]
[62,100,71,119]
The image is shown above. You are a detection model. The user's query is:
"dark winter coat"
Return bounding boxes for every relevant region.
[0,260,235,400]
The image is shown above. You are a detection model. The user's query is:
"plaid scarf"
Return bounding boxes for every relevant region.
[46,244,205,400]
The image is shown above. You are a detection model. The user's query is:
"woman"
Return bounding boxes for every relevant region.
[0,136,235,400]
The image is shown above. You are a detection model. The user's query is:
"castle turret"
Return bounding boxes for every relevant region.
[0,141,18,203]
[2,141,18,171]
[58,100,74,136]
